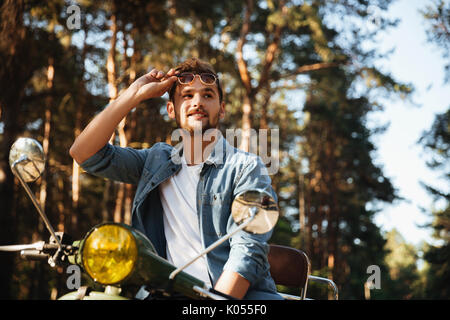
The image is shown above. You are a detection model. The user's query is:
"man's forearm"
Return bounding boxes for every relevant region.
[69,87,140,164]
[214,270,250,299]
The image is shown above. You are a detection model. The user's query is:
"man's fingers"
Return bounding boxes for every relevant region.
[148,68,158,78]
[147,69,173,80]
[156,76,178,90]
[141,68,177,87]
[147,67,178,77]
[163,75,178,84]
[167,68,178,77]
[140,75,177,98]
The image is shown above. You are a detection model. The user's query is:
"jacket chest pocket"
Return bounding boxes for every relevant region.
[204,192,226,206]
[203,192,231,237]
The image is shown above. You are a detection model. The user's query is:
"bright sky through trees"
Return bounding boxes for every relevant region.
[369,0,450,247]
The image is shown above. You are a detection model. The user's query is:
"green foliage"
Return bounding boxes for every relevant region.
[419,108,450,299]
[419,2,449,297]
[422,0,450,82]
[374,229,422,299]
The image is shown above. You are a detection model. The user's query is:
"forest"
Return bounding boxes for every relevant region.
[0,0,448,300]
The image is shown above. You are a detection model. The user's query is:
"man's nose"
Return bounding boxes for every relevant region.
[191,92,204,107]
[190,78,205,107]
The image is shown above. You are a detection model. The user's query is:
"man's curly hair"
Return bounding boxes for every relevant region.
[168,58,223,103]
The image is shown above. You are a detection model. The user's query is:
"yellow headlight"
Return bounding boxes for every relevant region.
[82,224,138,285]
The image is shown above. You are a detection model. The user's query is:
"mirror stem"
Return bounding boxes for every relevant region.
[12,161,63,260]
[169,208,258,281]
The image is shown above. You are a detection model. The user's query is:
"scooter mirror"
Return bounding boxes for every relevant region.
[9,137,45,182]
[231,190,279,234]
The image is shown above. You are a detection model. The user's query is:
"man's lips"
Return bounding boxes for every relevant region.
[188,111,208,118]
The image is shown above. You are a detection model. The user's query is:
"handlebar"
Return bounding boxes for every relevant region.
[0,239,76,267]
[0,241,46,252]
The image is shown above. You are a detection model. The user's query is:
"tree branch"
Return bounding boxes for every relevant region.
[280,62,340,79]
[255,1,287,94]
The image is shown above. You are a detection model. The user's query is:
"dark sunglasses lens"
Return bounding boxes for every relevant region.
[179,73,194,84]
[200,73,216,84]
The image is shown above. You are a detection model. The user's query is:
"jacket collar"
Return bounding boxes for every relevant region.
[169,131,229,168]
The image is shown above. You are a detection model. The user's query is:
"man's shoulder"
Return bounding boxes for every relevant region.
[144,142,174,160]
[224,141,261,165]
[221,140,270,179]
[149,142,174,152]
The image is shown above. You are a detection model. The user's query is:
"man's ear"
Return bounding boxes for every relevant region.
[219,101,225,119]
[167,101,175,119]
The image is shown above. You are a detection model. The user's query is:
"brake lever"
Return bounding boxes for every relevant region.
[20,249,49,261]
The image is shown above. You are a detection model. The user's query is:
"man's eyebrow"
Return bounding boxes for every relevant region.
[181,87,217,95]
[202,87,217,95]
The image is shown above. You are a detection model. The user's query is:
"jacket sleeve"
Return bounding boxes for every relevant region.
[80,143,148,185]
[222,155,277,285]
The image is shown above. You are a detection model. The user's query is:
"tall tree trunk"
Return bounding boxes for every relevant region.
[112,21,130,224]
[107,13,118,102]
[240,95,253,152]
[126,28,138,144]
[298,172,307,249]
[236,0,254,152]
[0,0,25,298]
[33,57,55,299]
[72,21,89,234]
[123,29,139,226]
[57,176,66,232]
[326,137,339,298]
[105,12,124,223]
[39,57,54,219]
[236,0,285,152]
[305,174,313,257]
[259,88,270,130]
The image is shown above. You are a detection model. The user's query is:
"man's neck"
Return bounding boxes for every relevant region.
[181,129,221,166]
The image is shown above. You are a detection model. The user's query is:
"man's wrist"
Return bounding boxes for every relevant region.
[120,85,142,109]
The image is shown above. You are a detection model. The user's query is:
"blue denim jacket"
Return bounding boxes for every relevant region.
[80,136,282,300]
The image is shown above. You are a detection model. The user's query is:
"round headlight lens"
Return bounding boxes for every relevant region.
[82,224,138,285]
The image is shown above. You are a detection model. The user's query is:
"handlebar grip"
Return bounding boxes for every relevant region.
[20,250,48,261]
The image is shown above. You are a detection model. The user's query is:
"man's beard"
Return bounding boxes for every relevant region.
[175,110,220,135]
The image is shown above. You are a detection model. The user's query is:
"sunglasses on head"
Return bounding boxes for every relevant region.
[176,72,218,85]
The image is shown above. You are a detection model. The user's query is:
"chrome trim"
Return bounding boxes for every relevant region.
[279,292,301,300]
[308,275,339,300]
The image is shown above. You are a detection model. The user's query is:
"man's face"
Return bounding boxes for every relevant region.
[167,76,225,134]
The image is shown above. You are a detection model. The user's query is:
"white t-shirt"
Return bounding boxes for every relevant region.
[158,154,211,286]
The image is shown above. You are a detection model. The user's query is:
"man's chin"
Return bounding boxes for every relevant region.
[182,122,218,135]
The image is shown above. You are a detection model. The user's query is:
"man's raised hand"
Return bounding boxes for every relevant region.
[130,68,178,102]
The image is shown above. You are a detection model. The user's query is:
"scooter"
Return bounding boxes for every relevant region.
[0,137,338,300]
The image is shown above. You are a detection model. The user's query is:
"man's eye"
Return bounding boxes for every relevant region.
[183,94,192,99]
